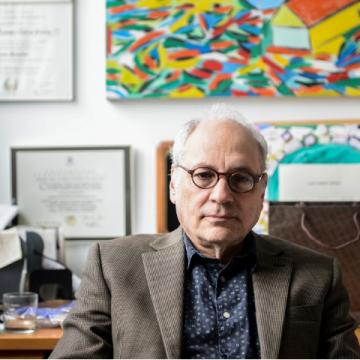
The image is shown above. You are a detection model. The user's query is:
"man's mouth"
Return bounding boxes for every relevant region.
[205,215,236,221]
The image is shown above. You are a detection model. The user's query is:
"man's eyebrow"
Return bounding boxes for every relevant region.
[230,166,254,173]
[190,163,256,174]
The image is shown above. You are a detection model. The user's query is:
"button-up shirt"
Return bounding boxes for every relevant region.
[181,232,260,359]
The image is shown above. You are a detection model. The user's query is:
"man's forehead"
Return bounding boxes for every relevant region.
[184,121,256,153]
[181,120,262,170]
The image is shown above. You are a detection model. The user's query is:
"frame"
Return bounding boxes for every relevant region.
[106,0,360,99]
[12,146,132,239]
[156,141,177,233]
[0,0,74,101]
[156,119,360,233]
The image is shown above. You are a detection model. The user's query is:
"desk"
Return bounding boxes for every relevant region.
[0,327,63,359]
[0,326,358,358]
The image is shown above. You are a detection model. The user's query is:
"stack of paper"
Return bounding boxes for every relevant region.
[0,227,22,269]
[0,204,18,230]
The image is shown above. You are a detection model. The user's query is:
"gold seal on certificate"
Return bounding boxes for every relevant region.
[3,78,18,93]
[66,215,77,227]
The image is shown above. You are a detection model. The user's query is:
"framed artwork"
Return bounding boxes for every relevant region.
[12,146,132,240]
[156,120,360,233]
[106,0,360,99]
[260,120,360,200]
[0,0,74,101]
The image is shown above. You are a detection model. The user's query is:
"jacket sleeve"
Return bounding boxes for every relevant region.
[50,243,113,359]
[320,258,360,358]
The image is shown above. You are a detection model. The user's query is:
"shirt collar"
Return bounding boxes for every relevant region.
[182,230,257,270]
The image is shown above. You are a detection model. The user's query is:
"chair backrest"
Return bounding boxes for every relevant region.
[28,269,73,302]
[26,231,44,274]
[0,259,25,297]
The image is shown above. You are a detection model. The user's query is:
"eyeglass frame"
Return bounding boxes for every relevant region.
[175,164,266,194]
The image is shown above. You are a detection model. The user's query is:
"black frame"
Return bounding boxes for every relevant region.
[11,146,132,239]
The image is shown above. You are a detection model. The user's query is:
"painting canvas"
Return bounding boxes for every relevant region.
[106,0,360,99]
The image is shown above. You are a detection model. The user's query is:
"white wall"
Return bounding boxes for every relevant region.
[1,0,360,276]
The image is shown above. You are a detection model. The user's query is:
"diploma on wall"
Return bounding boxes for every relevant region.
[0,0,73,101]
[11,147,132,240]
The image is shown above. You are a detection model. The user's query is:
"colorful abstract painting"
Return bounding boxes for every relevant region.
[106,0,360,99]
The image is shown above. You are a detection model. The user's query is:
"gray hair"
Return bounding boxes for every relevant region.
[170,103,268,171]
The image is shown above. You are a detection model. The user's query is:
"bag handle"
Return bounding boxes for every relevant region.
[300,211,360,250]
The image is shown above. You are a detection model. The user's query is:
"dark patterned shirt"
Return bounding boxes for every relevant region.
[181,232,260,359]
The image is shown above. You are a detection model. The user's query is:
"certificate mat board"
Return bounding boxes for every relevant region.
[11,147,132,239]
[278,164,360,201]
[0,0,74,101]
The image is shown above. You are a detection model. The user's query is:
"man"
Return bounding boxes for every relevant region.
[51,104,359,358]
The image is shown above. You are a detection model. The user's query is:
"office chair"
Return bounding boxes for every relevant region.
[28,269,73,302]
[25,231,73,301]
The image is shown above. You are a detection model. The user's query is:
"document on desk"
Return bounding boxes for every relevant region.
[0,228,22,269]
[0,204,18,230]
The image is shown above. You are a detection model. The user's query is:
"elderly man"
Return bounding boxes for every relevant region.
[51,104,359,359]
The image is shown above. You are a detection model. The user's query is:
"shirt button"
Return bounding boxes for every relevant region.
[220,276,226,283]
[223,311,230,319]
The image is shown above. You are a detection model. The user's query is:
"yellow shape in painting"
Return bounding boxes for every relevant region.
[297,89,339,97]
[137,0,171,10]
[168,57,199,69]
[345,88,360,97]
[107,60,120,69]
[273,54,289,67]
[272,6,304,27]
[238,60,267,75]
[315,36,345,56]
[121,67,141,86]
[177,0,236,13]
[157,43,168,70]
[310,2,360,52]
[170,85,204,98]
[170,11,194,33]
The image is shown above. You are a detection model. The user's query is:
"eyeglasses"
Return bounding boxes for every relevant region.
[176,165,265,193]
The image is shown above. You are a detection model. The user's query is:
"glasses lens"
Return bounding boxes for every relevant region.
[192,167,217,188]
[230,172,254,192]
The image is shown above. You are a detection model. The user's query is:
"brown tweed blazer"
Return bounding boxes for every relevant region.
[51,227,360,359]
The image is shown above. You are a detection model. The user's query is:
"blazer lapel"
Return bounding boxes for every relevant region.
[142,228,184,359]
[253,236,293,359]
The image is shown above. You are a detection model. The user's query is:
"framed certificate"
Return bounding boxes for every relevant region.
[11,146,132,239]
[0,0,74,101]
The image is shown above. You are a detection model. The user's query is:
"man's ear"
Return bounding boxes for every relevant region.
[169,167,176,204]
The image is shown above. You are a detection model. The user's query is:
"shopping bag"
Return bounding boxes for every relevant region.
[269,202,360,323]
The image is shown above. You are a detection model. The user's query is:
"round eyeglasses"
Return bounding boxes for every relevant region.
[176,165,265,193]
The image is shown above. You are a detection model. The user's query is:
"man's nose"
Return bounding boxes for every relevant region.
[209,176,234,203]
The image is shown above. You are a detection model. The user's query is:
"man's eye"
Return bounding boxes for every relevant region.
[232,173,252,184]
[194,171,215,180]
